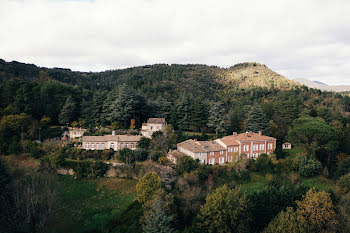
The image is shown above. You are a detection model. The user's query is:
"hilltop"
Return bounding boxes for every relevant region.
[0,59,298,93]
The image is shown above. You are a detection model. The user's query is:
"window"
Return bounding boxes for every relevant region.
[120,143,124,148]
[126,143,129,148]
[260,144,264,150]
[268,143,273,149]
[253,153,258,159]
[86,143,89,149]
[209,158,215,165]
[228,156,232,162]
[243,145,249,152]
[96,143,99,149]
[101,143,104,149]
[131,144,134,149]
[253,144,258,151]
[219,157,225,164]
[234,147,238,152]
[110,143,114,149]
[210,151,214,156]
[91,143,95,149]
[150,126,153,130]
[228,147,233,152]
[220,150,224,155]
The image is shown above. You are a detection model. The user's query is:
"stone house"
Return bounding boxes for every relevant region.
[141,118,167,138]
[68,127,87,139]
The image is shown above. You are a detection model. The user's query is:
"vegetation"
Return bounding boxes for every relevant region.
[1,60,350,232]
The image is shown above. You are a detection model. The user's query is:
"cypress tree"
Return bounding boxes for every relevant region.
[58,96,77,125]
[245,104,271,135]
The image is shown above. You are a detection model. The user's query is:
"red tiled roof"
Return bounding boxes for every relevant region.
[147,118,166,124]
[177,139,225,153]
[223,132,276,142]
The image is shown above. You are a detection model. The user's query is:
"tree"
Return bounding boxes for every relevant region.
[118,148,135,164]
[197,185,251,233]
[207,101,227,135]
[142,198,175,233]
[136,172,162,204]
[264,207,309,233]
[137,137,151,150]
[58,96,77,125]
[287,117,336,157]
[337,173,350,195]
[191,98,208,132]
[130,119,136,129]
[338,193,350,233]
[335,157,350,178]
[245,104,271,136]
[174,95,193,130]
[296,188,338,232]
[176,156,199,175]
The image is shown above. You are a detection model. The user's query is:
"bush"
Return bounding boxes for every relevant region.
[133,149,148,161]
[297,156,322,178]
[265,173,281,187]
[335,157,350,179]
[337,173,350,195]
[255,154,274,173]
[176,156,198,175]
[63,160,109,179]
[149,151,163,162]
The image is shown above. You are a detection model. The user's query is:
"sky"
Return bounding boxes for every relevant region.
[0,0,349,85]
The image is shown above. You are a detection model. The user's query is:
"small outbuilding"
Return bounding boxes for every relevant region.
[282,142,292,150]
[167,150,185,165]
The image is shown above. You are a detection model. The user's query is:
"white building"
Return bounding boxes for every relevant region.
[141,118,166,138]
[82,132,141,151]
[68,127,87,139]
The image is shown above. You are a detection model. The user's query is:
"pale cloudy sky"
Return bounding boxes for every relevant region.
[0,0,349,85]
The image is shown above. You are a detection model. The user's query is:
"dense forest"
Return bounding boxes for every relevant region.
[1,59,350,233]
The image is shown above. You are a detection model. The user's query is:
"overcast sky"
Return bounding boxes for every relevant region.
[0,0,349,85]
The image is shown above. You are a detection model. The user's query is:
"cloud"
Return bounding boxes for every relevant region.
[0,0,349,84]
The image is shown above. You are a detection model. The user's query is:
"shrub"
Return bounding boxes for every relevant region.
[255,154,274,173]
[176,156,198,175]
[335,157,350,179]
[297,156,322,177]
[265,173,281,187]
[63,160,109,179]
[337,173,350,195]
[133,149,148,161]
[149,151,163,162]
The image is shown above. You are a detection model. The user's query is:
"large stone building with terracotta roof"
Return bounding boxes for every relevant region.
[141,118,167,138]
[177,131,276,165]
[82,132,141,151]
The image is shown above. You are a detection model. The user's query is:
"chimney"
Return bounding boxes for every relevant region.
[258,131,262,135]
[232,132,237,136]
[112,131,115,136]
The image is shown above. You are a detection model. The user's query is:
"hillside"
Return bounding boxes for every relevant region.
[0,59,298,93]
[294,78,350,92]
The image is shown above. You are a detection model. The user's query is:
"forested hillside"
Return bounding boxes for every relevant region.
[1,58,350,152]
[2,59,350,233]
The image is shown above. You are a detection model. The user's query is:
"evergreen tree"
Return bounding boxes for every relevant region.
[207,101,226,135]
[152,96,171,119]
[190,98,208,132]
[142,198,175,233]
[58,96,77,125]
[245,104,271,135]
[174,95,192,130]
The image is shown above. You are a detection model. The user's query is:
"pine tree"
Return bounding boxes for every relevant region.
[245,104,271,135]
[142,198,175,233]
[58,96,77,125]
[207,101,226,135]
[191,98,208,132]
[174,95,192,130]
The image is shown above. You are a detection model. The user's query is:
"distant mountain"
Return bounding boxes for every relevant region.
[293,78,350,92]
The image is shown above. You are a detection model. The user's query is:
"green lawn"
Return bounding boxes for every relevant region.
[300,175,336,192]
[56,176,137,233]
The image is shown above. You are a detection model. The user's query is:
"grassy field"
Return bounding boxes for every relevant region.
[55,176,137,233]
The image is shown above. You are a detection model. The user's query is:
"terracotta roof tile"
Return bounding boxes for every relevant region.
[223,132,276,142]
[147,118,166,124]
[177,139,225,153]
